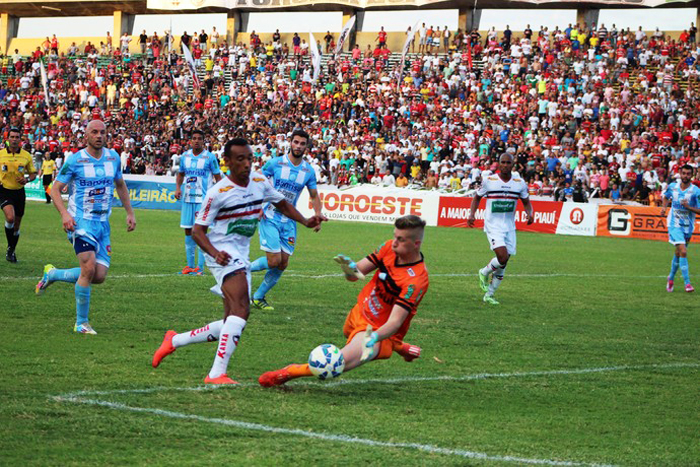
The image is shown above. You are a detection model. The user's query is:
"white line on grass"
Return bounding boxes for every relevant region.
[3,272,667,281]
[51,395,614,466]
[57,362,699,398]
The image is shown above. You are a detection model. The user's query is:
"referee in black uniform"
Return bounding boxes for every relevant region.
[0,127,37,262]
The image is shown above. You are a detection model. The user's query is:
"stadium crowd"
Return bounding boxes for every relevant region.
[1,20,700,204]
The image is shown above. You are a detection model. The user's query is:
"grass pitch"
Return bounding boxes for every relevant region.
[1,202,698,466]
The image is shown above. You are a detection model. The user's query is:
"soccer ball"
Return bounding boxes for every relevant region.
[308,344,345,380]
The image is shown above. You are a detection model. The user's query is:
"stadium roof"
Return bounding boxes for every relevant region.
[1,0,698,17]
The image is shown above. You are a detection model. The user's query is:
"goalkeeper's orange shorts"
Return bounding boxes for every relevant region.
[342,304,399,360]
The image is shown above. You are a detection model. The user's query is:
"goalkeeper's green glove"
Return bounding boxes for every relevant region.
[334,254,365,280]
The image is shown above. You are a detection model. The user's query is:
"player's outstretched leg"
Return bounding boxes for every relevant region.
[479,258,503,292]
[252,268,283,310]
[259,363,312,387]
[36,265,81,295]
[250,256,269,272]
[152,320,224,368]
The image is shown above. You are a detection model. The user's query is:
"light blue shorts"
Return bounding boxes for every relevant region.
[180,202,202,229]
[258,218,297,255]
[68,218,112,268]
[668,227,692,245]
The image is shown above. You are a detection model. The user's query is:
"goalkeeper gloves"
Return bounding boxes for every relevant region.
[360,325,379,363]
[334,254,365,280]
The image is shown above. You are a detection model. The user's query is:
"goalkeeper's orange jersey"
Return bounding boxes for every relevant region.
[357,240,429,341]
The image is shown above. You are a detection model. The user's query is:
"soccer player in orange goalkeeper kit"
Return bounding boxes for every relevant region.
[259,214,430,387]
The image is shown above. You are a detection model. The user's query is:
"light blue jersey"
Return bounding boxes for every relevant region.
[664,182,700,244]
[261,155,317,224]
[179,149,221,204]
[56,148,123,222]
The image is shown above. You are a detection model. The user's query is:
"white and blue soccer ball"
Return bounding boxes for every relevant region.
[308,344,345,380]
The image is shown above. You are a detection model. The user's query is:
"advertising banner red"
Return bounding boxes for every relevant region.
[437,197,561,234]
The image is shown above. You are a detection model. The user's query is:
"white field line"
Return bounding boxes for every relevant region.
[50,396,614,467]
[57,362,699,399]
[2,272,667,282]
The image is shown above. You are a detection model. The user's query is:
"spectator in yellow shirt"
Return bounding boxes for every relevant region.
[410,160,421,179]
[395,173,409,187]
[449,172,462,190]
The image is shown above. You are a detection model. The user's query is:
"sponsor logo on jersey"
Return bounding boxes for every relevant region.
[226,218,259,237]
[219,186,234,193]
[491,200,516,213]
[252,177,266,182]
[185,169,210,177]
[403,284,415,300]
[88,187,106,197]
[91,209,109,215]
[288,236,295,245]
[201,197,213,220]
[106,245,112,256]
[186,176,198,183]
[407,268,415,277]
[78,178,112,188]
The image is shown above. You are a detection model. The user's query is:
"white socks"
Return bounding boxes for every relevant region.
[208,316,247,379]
[172,320,224,348]
[487,267,506,296]
[480,258,504,277]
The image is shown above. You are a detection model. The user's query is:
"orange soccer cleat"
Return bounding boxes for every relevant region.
[179,266,195,275]
[152,330,177,368]
[258,366,293,387]
[204,374,239,385]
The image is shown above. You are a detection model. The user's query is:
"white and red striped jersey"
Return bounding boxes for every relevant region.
[196,172,285,259]
[476,174,529,233]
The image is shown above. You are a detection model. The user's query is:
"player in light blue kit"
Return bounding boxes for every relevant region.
[35,120,136,334]
[661,164,700,293]
[175,130,222,275]
[249,129,326,310]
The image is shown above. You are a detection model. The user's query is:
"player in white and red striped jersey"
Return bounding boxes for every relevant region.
[152,138,326,384]
[468,153,534,305]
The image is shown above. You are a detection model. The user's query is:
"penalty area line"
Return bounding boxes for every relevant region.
[50,395,613,467]
[57,362,700,398]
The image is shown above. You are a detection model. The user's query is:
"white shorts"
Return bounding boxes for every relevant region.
[207,252,251,297]
[485,228,517,256]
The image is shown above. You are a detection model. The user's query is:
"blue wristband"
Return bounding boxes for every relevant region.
[366,331,379,348]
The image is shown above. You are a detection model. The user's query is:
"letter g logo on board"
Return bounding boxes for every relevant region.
[608,208,631,236]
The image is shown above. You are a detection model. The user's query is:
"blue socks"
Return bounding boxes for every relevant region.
[679,257,690,285]
[185,235,196,269]
[198,247,206,271]
[48,267,80,283]
[75,283,91,325]
[254,268,283,300]
[250,256,269,272]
